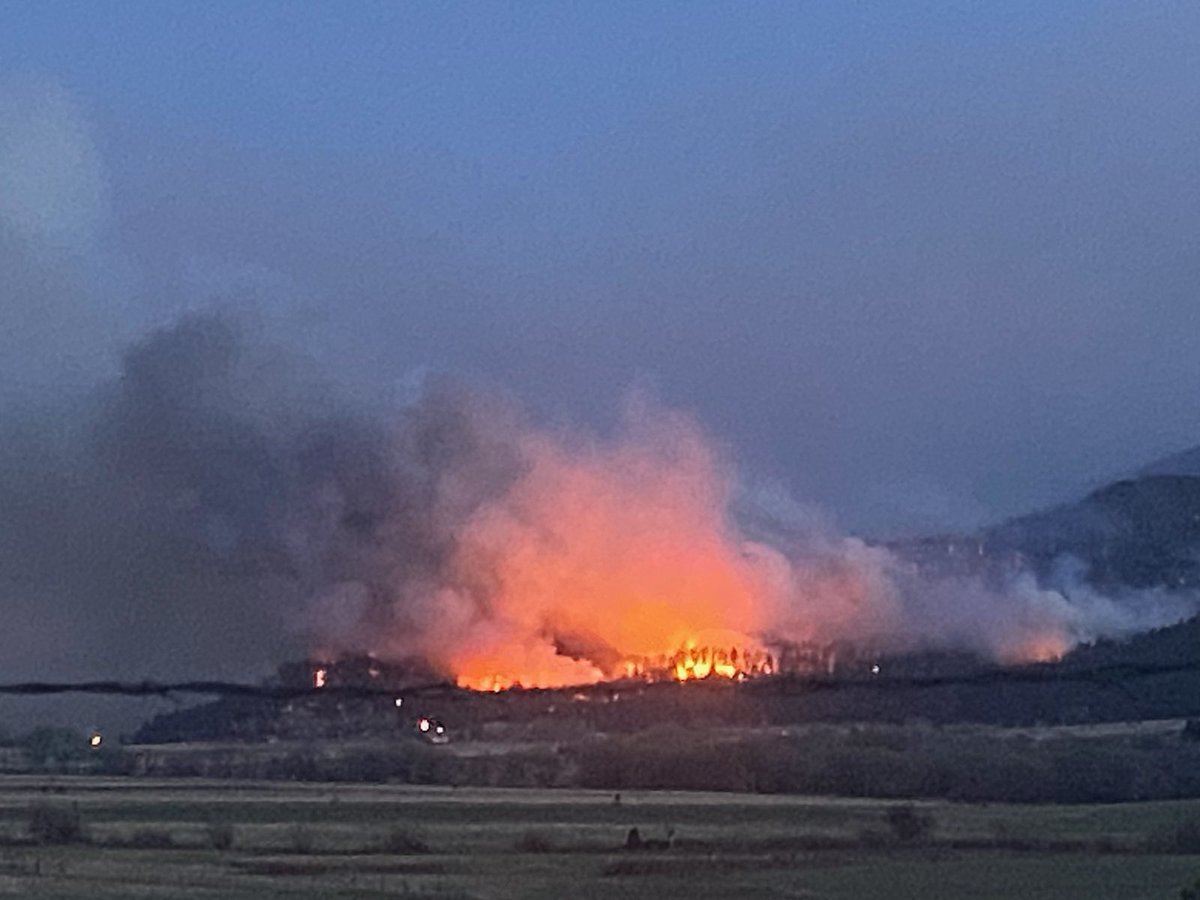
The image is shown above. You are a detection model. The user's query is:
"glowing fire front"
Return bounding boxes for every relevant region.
[456,634,776,691]
[668,641,774,682]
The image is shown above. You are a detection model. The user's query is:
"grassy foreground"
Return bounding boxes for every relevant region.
[0,775,1197,899]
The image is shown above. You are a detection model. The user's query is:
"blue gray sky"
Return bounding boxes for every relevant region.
[3,0,1200,534]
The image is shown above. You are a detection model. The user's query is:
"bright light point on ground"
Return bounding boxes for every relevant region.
[89,734,102,748]
[394,697,403,708]
[871,664,881,675]
[418,718,431,733]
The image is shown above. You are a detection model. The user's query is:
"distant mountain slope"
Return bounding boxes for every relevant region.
[1137,445,1200,479]
[982,475,1200,589]
[1065,612,1200,668]
[891,472,1200,594]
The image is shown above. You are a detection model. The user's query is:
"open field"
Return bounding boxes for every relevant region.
[0,776,1197,899]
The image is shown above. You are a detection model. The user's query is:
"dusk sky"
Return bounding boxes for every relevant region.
[4,1,1200,535]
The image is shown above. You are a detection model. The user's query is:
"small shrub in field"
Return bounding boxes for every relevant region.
[884,804,933,842]
[206,821,235,851]
[856,827,889,849]
[380,826,429,854]
[21,727,89,770]
[1181,875,1200,900]
[287,823,315,854]
[1163,815,1200,853]
[514,829,555,853]
[126,828,176,849]
[28,802,85,845]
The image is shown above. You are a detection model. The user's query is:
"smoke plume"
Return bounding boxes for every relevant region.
[4,311,1191,696]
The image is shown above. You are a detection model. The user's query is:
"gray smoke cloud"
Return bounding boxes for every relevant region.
[2,306,1196,723]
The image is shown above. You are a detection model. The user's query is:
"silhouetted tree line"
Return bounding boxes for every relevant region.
[567,724,1200,803]
[113,720,1200,803]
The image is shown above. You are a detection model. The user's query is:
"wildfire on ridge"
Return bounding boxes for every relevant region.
[455,631,776,692]
[998,632,1069,665]
[669,641,774,682]
[344,402,1082,696]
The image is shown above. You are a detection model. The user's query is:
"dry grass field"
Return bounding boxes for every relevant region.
[0,775,1197,898]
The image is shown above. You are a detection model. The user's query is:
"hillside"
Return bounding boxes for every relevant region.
[983,475,1200,590]
[894,472,1200,592]
[1137,445,1200,479]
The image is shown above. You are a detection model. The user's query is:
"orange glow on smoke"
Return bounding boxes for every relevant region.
[999,632,1069,664]
[437,410,781,691]
[367,401,1079,692]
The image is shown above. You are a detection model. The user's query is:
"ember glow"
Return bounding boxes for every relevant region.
[998,632,1072,665]
[458,636,774,691]
[669,640,775,682]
